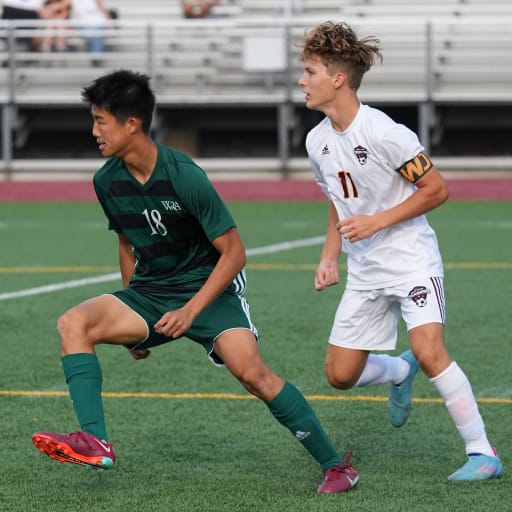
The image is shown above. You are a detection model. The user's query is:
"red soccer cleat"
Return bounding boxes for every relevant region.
[32,431,115,470]
[317,451,359,493]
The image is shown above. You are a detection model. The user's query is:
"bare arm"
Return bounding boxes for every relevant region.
[116,233,151,359]
[39,0,71,18]
[118,233,135,287]
[337,166,449,243]
[95,0,113,18]
[154,227,246,338]
[315,202,342,291]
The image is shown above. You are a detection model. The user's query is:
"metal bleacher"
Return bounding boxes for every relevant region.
[1,0,512,174]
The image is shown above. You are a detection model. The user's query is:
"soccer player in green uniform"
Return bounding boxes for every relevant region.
[32,70,358,494]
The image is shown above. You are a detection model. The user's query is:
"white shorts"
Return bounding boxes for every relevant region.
[329,277,445,351]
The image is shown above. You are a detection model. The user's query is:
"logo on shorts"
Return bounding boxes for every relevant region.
[353,145,369,165]
[408,286,430,307]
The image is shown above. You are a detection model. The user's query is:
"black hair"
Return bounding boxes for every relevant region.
[81,70,155,133]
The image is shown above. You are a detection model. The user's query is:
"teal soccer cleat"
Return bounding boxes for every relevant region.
[448,449,503,481]
[387,350,420,427]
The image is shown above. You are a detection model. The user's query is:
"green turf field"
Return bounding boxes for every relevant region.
[0,200,510,512]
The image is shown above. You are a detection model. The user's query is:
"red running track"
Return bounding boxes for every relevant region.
[0,178,512,201]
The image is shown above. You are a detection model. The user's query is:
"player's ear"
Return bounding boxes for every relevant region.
[333,72,346,89]
[126,116,142,134]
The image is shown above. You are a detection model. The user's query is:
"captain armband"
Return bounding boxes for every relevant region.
[396,152,433,183]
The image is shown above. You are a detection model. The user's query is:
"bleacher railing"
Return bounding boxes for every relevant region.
[1,17,511,175]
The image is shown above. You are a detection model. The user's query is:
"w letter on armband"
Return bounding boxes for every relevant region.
[397,152,433,183]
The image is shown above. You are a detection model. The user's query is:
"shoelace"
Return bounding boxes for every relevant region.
[339,450,354,469]
[63,431,95,449]
[327,451,355,476]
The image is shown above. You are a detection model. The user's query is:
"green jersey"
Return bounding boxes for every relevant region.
[93,144,236,292]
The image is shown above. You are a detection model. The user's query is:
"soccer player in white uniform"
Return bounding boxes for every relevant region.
[298,21,502,481]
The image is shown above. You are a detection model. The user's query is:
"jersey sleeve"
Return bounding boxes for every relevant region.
[308,156,330,199]
[306,127,331,200]
[379,124,433,183]
[93,174,122,233]
[172,161,236,241]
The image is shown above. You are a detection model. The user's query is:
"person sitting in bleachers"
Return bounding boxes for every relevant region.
[38,0,71,52]
[181,0,218,19]
[2,0,50,51]
[2,0,45,21]
[70,0,117,65]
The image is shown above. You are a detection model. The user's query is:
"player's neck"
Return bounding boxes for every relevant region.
[123,139,158,184]
[328,98,361,133]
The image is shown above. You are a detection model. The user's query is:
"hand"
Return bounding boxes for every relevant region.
[314,260,339,291]
[336,215,380,243]
[129,348,151,360]
[154,308,194,339]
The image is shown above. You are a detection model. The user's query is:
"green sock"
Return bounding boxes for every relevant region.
[62,353,108,442]
[266,381,341,471]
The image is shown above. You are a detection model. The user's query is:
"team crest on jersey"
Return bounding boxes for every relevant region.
[160,200,182,212]
[321,144,330,155]
[408,286,431,307]
[353,145,369,165]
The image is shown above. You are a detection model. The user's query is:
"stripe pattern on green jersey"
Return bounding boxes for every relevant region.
[93,144,237,292]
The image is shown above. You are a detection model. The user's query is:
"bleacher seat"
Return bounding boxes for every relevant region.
[103,0,512,21]
[2,0,512,172]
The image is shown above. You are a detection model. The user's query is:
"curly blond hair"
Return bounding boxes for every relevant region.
[300,21,382,90]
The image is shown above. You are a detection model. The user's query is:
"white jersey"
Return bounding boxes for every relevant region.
[306,103,443,290]
[3,0,45,10]
[71,0,109,24]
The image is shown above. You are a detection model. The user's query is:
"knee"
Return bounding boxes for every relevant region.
[56,307,91,354]
[236,365,283,401]
[237,366,266,394]
[410,324,451,377]
[324,346,368,390]
[57,307,78,338]
[414,347,452,379]
[325,365,357,390]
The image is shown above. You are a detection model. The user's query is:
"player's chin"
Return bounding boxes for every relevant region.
[305,98,318,111]
[99,147,115,158]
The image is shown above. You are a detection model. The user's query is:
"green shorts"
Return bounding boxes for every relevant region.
[111,286,258,365]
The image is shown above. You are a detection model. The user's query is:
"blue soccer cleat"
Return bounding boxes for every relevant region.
[448,448,503,481]
[387,349,420,428]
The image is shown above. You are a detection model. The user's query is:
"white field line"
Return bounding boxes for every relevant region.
[246,235,324,256]
[0,236,325,302]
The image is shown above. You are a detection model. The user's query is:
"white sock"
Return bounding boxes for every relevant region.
[355,354,410,387]
[430,361,493,456]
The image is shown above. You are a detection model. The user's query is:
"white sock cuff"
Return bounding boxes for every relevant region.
[429,360,458,384]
